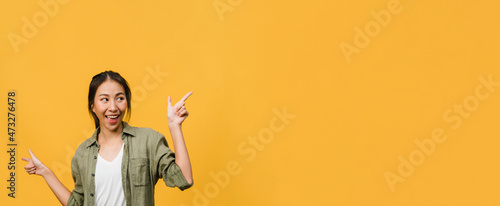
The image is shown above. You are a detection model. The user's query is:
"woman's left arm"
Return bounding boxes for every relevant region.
[167,92,193,184]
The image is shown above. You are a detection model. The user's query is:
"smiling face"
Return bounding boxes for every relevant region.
[91,79,128,133]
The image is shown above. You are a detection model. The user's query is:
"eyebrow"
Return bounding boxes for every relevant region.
[98,92,125,97]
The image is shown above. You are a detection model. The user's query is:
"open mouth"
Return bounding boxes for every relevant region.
[105,114,120,124]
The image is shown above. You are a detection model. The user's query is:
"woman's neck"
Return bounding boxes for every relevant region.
[98,124,123,146]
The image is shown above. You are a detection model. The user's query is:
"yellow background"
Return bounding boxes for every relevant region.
[1,0,500,205]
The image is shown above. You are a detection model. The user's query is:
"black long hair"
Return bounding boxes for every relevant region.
[87,71,132,128]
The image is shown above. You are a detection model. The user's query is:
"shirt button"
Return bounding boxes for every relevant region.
[92,173,95,177]
[90,193,94,197]
[94,156,97,159]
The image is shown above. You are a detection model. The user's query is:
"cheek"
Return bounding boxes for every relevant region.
[119,102,128,112]
[93,103,105,115]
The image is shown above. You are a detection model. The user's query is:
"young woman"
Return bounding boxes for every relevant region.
[22,71,193,206]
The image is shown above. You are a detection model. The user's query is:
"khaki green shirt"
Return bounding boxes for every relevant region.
[68,122,192,206]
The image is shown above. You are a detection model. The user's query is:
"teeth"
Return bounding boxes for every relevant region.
[107,115,119,118]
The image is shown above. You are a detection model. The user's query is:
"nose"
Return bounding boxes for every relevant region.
[108,100,118,112]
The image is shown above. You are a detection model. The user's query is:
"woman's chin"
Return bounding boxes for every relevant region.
[102,120,123,132]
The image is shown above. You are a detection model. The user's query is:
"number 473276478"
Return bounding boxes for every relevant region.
[8,92,15,142]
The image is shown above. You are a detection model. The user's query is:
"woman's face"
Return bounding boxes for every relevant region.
[92,79,128,133]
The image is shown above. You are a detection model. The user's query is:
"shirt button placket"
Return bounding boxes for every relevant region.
[92,154,97,199]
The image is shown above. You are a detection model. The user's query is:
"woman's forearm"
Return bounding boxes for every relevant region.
[41,169,71,206]
[169,124,193,184]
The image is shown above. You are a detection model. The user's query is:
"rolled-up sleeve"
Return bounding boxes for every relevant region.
[153,133,193,191]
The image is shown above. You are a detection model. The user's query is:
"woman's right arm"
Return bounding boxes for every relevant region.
[23,149,71,206]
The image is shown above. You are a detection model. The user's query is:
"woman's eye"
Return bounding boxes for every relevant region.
[118,97,124,101]
[102,98,108,102]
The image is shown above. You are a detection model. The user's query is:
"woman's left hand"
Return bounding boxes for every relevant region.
[167,92,193,126]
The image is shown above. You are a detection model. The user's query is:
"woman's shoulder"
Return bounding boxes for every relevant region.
[126,123,164,140]
[71,135,95,164]
[126,125,167,150]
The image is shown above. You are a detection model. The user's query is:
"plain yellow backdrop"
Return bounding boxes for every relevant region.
[1,0,500,205]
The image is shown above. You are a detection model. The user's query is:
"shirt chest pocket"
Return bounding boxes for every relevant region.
[130,158,150,187]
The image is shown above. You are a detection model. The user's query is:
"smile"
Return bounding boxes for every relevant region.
[105,114,120,123]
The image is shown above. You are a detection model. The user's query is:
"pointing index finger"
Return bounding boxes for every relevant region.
[180,92,193,102]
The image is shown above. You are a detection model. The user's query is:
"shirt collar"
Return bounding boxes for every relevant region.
[86,121,136,148]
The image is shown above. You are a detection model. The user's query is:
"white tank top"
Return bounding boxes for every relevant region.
[95,144,126,206]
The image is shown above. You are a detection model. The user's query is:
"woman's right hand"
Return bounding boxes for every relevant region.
[22,149,48,176]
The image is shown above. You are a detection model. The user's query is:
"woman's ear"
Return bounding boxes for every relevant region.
[91,104,95,113]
